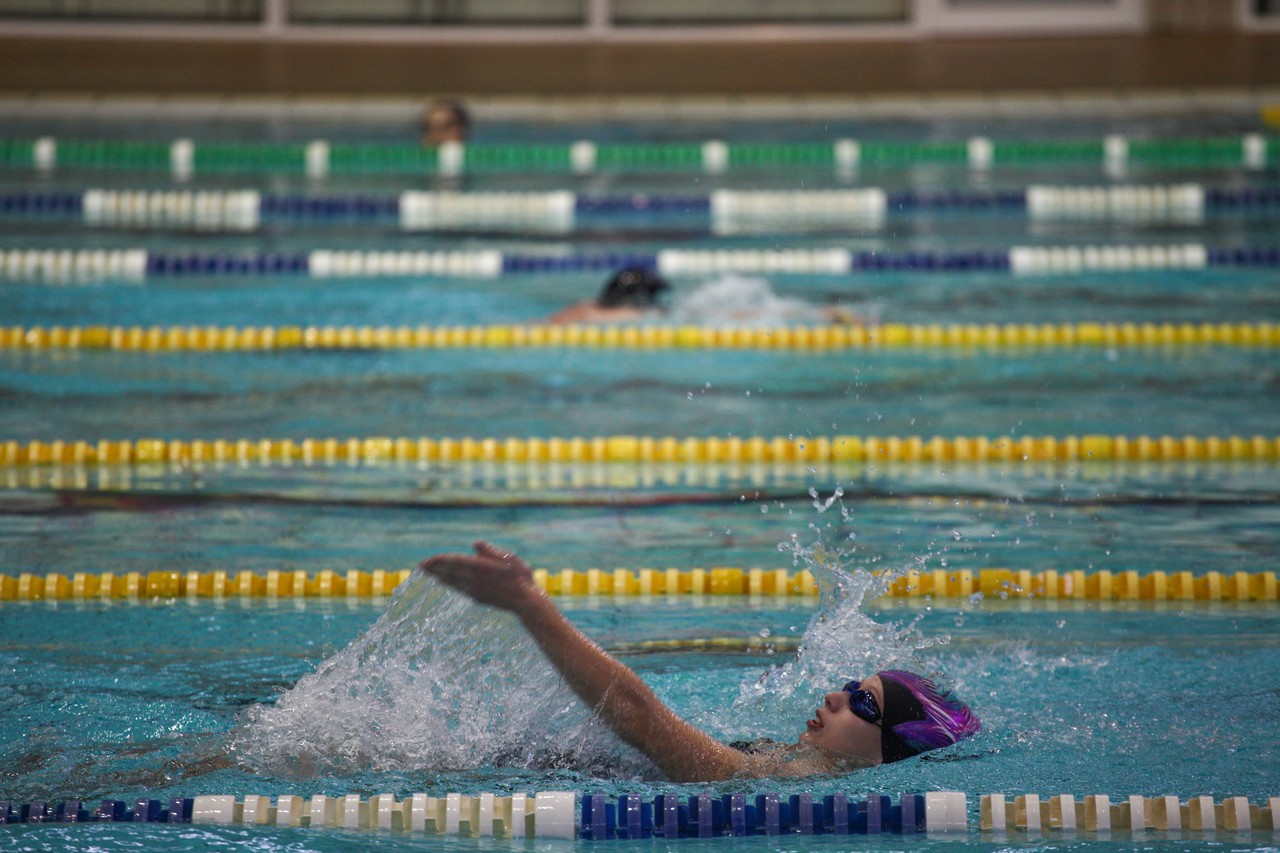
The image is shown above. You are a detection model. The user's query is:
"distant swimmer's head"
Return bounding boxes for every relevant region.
[422,98,470,145]
[800,671,979,765]
[598,267,671,310]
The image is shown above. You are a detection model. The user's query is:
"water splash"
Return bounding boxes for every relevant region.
[233,494,942,776]
[231,573,649,780]
[666,275,876,328]
[728,490,939,741]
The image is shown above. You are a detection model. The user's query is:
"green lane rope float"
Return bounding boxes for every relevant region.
[5,133,1275,176]
[2,567,1276,602]
[3,322,1277,351]
[2,434,1277,469]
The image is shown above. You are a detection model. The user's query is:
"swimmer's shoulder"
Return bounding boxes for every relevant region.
[546,303,650,325]
[729,737,783,755]
[727,739,868,778]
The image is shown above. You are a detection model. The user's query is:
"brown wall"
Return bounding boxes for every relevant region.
[2,32,1279,98]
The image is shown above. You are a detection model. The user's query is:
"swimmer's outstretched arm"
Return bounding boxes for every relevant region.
[419,541,751,782]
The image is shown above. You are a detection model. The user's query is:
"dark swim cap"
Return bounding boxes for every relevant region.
[598,267,671,309]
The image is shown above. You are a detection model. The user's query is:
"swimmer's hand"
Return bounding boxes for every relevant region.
[424,540,755,783]
[418,541,541,612]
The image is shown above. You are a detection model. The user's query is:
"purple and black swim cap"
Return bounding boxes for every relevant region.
[877,670,981,763]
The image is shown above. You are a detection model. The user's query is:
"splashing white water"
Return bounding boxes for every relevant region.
[231,573,648,779]
[234,499,938,777]
[667,275,874,328]
[728,491,937,740]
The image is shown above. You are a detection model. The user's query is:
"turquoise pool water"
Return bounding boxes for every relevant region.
[1,104,1279,850]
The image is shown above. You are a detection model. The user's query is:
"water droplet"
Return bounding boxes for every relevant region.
[760,505,769,513]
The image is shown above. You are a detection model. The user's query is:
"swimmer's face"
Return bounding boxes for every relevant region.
[798,673,884,765]
[423,106,466,145]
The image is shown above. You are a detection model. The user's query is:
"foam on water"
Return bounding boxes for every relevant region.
[661,274,880,328]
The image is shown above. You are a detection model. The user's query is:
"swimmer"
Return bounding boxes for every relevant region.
[422,98,470,145]
[547,268,867,326]
[419,541,980,782]
[546,267,671,324]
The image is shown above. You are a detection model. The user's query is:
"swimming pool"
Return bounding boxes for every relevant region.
[1,98,1279,850]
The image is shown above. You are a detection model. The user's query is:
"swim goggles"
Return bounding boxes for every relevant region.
[842,680,883,726]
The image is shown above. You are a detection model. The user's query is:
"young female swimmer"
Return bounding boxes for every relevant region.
[420,541,980,782]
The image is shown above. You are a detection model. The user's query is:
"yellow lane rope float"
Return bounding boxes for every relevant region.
[1,322,1277,351]
[2,434,1278,468]
[2,567,1276,602]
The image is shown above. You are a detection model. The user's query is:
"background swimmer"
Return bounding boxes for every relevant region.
[420,541,980,782]
[546,267,672,324]
[422,98,470,145]
[547,267,867,326]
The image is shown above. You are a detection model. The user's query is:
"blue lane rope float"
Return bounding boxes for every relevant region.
[5,133,1276,176]
[3,244,1279,283]
[0,184,1276,234]
[0,792,1276,837]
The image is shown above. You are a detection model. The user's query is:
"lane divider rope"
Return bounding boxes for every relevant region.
[1,567,1276,602]
[1,792,1276,837]
[7,243,1280,283]
[1,184,1276,234]
[10,458,1264,497]
[5,133,1275,175]
[3,322,1277,351]
[2,435,1278,468]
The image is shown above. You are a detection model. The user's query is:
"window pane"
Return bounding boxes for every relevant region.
[0,0,262,21]
[289,0,586,25]
[612,0,908,26]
